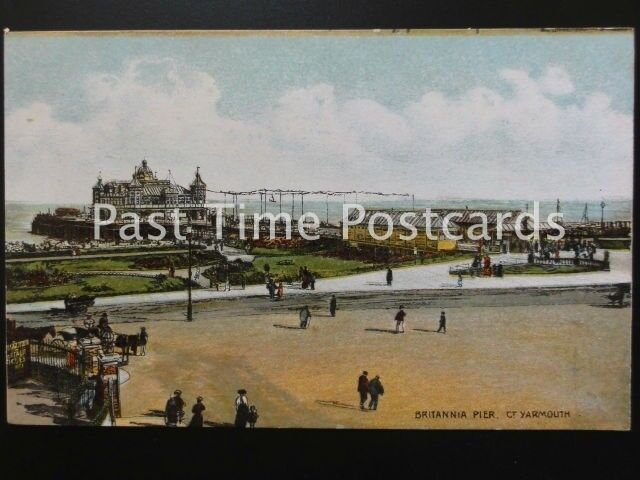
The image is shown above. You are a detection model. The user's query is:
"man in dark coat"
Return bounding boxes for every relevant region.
[368,375,384,410]
[386,268,393,286]
[357,371,369,410]
[329,295,337,317]
[437,311,447,334]
[395,306,406,334]
[165,389,185,426]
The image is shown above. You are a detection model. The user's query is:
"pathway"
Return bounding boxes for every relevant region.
[6,251,630,314]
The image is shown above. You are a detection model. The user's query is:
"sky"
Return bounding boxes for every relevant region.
[4,31,634,203]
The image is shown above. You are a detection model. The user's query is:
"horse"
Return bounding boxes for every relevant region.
[115,333,140,363]
[7,319,56,344]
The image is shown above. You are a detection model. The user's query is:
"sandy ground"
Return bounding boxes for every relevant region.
[111,303,631,430]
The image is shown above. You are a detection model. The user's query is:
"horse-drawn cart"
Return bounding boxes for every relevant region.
[63,295,96,313]
[50,326,96,348]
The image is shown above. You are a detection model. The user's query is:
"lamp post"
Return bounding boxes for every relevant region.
[600,201,606,229]
[186,225,193,322]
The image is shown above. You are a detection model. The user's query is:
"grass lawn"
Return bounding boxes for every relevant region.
[6,275,187,303]
[253,254,371,280]
[250,247,293,256]
[253,251,472,280]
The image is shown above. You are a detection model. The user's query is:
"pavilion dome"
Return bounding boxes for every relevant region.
[135,159,156,182]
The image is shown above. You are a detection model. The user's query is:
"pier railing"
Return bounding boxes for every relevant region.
[449,256,609,275]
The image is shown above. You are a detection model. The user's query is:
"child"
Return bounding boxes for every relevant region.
[248,405,259,429]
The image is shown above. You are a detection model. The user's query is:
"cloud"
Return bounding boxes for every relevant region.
[539,65,576,96]
[5,60,632,203]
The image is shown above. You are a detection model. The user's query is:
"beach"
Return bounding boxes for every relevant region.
[111,302,631,430]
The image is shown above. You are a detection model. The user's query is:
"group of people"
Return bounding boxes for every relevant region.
[209,271,234,291]
[527,239,562,262]
[164,390,208,427]
[572,242,599,261]
[357,371,385,411]
[266,278,284,300]
[83,312,115,353]
[394,306,447,334]
[299,266,316,290]
[470,254,503,277]
[164,388,259,428]
[234,388,259,428]
[297,295,338,329]
[83,312,149,355]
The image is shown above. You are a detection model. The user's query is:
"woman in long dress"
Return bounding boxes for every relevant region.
[188,396,205,427]
[234,389,250,428]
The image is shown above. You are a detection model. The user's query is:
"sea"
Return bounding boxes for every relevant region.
[4,198,633,244]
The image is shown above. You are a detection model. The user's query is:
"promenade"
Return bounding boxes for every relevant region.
[6,250,630,314]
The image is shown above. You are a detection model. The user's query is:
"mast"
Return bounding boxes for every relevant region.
[581,203,589,223]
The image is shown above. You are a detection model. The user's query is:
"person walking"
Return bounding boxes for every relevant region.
[299,306,312,329]
[138,327,149,356]
[457,273,463,287]
[276,281,284,300]
[394,306,406,334]
[368,375,385,411]
[437,311,447,334]
[164,389,185,426]
[329,295,337,317]
[188,396,206,427]
[267,280,276,299]
[386,267,393,286]
[357,371,369,410]
[234,389,250,428]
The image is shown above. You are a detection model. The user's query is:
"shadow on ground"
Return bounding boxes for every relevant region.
[316,400,360,410]
[273,324,304,330]
[589,303,630,309]
[11,380,92,425]
[364,328,399,334]
[412,328,442,334]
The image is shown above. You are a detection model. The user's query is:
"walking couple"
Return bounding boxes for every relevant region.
[357,371,385,411]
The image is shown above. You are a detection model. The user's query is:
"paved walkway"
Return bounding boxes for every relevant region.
[6,251,630,314]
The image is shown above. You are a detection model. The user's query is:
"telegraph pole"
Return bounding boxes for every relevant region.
[186,224,193,322]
